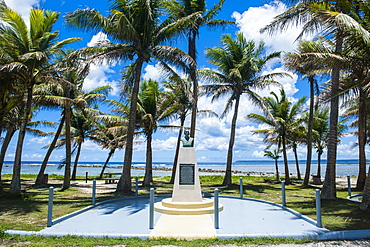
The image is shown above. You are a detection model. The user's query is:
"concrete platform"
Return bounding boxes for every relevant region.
[5,195,336,240]
[150,214,217,239]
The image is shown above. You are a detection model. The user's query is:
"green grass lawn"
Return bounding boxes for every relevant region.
[0,174,368,246]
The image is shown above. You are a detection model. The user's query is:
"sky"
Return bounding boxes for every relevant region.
[2,0,367,163]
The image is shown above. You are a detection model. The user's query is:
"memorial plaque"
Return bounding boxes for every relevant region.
[179,163,195,185]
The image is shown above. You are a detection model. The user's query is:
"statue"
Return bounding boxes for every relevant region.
[181,130,194,147]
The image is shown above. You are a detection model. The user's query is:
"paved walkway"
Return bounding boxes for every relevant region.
[6,195,334,240]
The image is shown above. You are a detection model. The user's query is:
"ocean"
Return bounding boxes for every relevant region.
[1,159,365,177]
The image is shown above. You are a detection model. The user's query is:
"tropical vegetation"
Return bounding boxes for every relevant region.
[1,0,370,219]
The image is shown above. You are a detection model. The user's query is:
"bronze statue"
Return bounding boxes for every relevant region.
[181,130,194,147]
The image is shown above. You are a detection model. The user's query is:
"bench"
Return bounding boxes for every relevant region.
[103,172,122,184]
[102,177,121,184]
[101,175,143,186]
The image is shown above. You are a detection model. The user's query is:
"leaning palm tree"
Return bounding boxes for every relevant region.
[66,0,193,194]
[264,149,281,181]
[248,89,306,185]
[0,104,51,190]
[199,33,287,186]
[0,6,79,193]
[163,0,233,138]
[33,57,110,186]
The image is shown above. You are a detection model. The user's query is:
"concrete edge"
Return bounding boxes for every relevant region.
[4,230,150,239]
[317,229,370,240]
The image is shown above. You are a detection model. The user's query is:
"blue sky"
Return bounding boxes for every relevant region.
[3,0,366,163]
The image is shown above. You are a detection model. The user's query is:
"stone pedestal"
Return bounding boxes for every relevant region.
[154,147,223,215]
[172,147,202,202]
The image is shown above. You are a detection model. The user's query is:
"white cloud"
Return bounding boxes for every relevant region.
[143,64,163,81]
[142,63,186,82]
[6,153,15,158]
[82,140,102,151]
[232,1,310,54]
[4,0,41,19]
[87,32,109,47]
[83,62,120,95]
[27,136,49,145]
[252,150,265,158]
[152,137,178,151]
[83,34,120,95]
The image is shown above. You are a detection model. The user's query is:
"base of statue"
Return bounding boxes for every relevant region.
[154,147,223,215]
[154,198,223,215]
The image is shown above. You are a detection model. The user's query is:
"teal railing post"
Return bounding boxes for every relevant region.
[316,189,322,228]
[281,181,286,208]
[92,179,96,205]
[135,177,139,198]
[214,188,219,229]
[149,188,154,229]
[347,176,351,197]
[47,186,54,227]
[239,177,243,199]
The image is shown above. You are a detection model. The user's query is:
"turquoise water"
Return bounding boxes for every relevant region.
[1,159,364,177]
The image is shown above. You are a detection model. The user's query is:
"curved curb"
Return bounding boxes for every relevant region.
[4,195,370,241]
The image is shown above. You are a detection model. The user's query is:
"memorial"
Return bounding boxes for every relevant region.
[154,131,223,214]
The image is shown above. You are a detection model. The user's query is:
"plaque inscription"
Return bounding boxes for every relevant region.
[179,163,195,185]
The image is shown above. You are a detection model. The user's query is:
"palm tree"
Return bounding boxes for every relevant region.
[163,0,233,138]
[163,78,192,183]
[0,6,79,193]
[92,123,126,179]
[136,79,176,186]
[248,89,306,184]
[283,39,327,186]
[262,0,370,199]
[264,149,281,181]
[199,33,286,186]
[0,103,52,190]
[66,0,193,194]
[286,123,306,180]
[310,107,330,182]
[71,109,101,180]
[341,86,370,190]
[163,77,217,183]
[33,55,109,185]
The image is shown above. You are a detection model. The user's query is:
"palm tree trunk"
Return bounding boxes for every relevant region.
[35,115,65,185]
[275,159,280,181]
[317,151,322,178]
[170,116,186,184]
[321,33,343,200]
[99,149,115,179]
[356,88,367,190]
[10,87,33,194]
[304,76,315,186]
[0,127,16,191]
[282,134,290,185]
[117,58,144,195]
[63,104,72,190]
[360,165,370,211]
[72,142,82,180]
[189,29,198,139]
[293,144,301,180]
[143,133,153,186]
[223,95,240,186]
